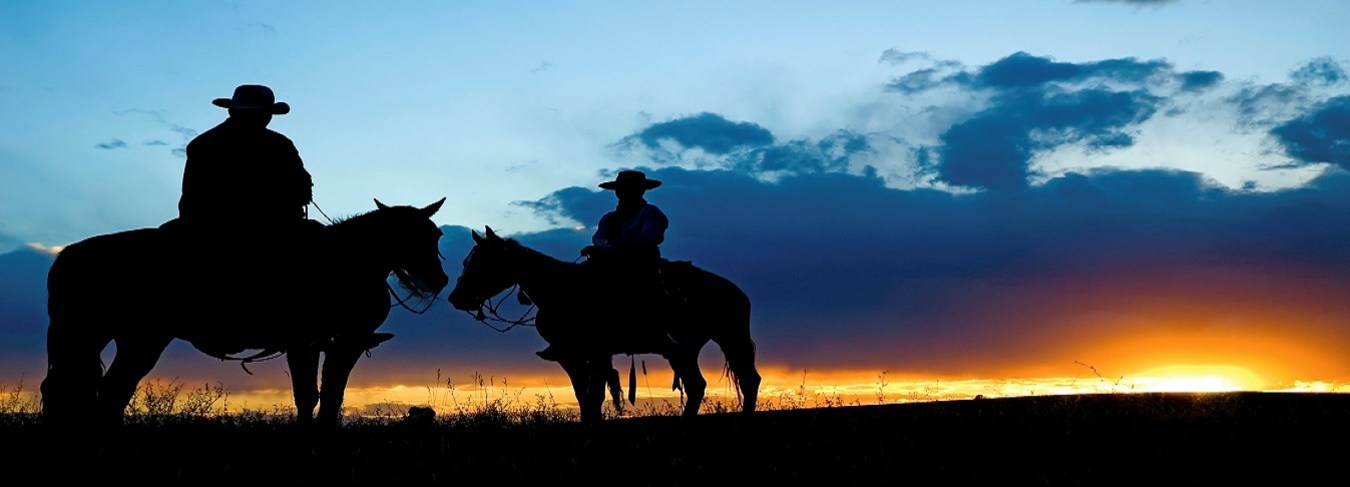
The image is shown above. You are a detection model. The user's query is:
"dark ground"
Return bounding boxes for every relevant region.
[3,392,1349,486]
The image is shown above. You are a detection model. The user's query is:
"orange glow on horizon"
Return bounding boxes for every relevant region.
[1125,365,1266,392]
[179,362,1350,418]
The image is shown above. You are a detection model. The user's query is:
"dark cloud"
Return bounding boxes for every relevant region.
[1271,96,1350,170]
[911,52,1171,191]
[623,112,775,155]
[1291,57,1347,87]
[506,164,1350,372]
[95,138,127,150]
[728,130,872,176]
[10,50,1350,387]
[10,162,1350,381]
[1178,70,1223,92]
[973,52,1171,89]
[644,52,1221,192]
[0,248,54,359]
[614,111,881,181]
[144,140,170,146]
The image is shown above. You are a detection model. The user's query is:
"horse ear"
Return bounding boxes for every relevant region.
[471,229,483,243]
[485,226,498,240]
[420,197,446,217]
[374,198,391,210]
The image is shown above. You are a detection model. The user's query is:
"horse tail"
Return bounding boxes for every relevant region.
[40,244,107,424]
[716,281,760,413]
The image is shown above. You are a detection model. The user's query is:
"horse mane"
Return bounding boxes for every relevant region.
[326,206,440,299]
[325,208,380,228]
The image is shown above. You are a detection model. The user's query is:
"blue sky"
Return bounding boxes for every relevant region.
[3,0,1347,247]
[2,1,1349,398]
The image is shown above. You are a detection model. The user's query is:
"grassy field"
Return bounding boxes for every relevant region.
[1,391,1347,485]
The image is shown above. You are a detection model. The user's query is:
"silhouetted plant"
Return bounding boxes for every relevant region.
[0,378,40,414]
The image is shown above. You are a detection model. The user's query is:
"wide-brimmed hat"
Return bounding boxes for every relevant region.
[212,84,290,115]
[599,170,662,190]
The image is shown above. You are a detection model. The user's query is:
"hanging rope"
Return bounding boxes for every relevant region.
[206,348,286,376]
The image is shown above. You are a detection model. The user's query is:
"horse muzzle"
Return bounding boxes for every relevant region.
[446,288,482,311]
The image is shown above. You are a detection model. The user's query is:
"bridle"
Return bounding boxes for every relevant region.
[464,284,537,332]
[313,198,445,315]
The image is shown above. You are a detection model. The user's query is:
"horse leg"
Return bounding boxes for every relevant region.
[315,342,366,426]
[40,318,110,425]
[606,366,624,415]
[286,345,320,425]
[558,358,601,423]
[585,358,613,418]
[717,337,761,413]
[667,351,707,417]
[96,335,173,423]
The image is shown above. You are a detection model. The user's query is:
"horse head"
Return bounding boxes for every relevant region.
[447,225,521,311]
[369,197,450,297]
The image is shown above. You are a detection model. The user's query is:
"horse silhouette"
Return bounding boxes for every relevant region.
[40,198,449,426]
[447,226,760,422]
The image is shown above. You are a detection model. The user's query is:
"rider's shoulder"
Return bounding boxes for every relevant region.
[261,127,296,143]
[641,203,668,218]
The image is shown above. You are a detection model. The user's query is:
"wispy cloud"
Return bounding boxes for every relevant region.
[115,108,197,157]
[95,138,127,150]
[1224,58,1346,128]
[530,61,555,74]
[1291,57,1347,87]
[878,49,930,65]
[1074,0,1180,7]
[235,22,278,34]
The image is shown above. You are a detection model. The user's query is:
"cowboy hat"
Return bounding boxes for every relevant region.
[599,170,662,190]
[212,84,290,115]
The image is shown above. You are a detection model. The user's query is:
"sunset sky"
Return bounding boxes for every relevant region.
[2,0,1349,412]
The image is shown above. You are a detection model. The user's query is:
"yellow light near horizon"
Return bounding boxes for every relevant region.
[1129,365,1265,393]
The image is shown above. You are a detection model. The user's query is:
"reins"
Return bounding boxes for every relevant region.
[388,279,440,314]
[464,251,583,332]
[467,284,537,332]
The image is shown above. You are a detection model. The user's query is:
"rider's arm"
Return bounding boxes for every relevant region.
[592,212,615,247]
[282,138,313,208]
[627,206,668,247]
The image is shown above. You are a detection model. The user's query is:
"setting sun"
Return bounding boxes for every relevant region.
[1128,365,1266,393]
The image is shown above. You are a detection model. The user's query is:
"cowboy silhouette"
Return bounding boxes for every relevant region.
[166,84,317,235]
[157,84,321,340]
[536,170,678,361]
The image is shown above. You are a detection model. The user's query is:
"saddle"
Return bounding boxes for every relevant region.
[657,259,697,304]
[154,218,332,359]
